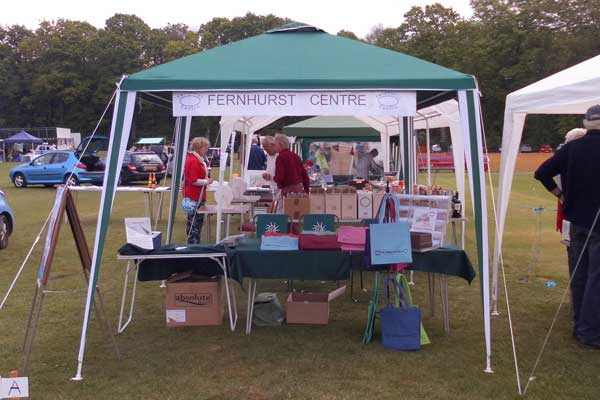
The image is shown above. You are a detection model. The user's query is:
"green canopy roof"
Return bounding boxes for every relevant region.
[121,24,476,102]
[283,116,380,139]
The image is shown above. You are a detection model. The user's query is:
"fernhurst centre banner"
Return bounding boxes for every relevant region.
[172,91,416,116]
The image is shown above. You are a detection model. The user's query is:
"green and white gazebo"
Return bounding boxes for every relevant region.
[75,23,491,378]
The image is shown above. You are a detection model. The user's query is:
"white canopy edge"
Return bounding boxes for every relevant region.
[493,54,600,312]
[413,100,466,205]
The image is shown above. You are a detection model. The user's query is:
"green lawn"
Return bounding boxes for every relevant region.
[0,163,598,399]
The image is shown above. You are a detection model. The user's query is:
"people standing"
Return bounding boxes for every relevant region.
[183,137,213,244]
[261,136,280,212]
[248,136,267,170]
[272,134,309,211]
[534,105,600,349]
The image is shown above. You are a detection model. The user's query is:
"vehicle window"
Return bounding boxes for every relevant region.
[31,154,54,166]
[52,153,69,164]
[132,153,163,164]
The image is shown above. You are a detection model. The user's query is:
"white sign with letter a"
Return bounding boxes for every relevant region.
[0,376,29,398]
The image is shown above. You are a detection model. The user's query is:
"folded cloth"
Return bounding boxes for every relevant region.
[299,232,340,250]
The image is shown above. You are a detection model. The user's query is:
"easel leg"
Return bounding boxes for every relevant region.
[21,286,47,375]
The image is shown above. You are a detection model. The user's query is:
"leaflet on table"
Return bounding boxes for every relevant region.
[411,207,437,232]
[244,170,269,188]
[124,217,154,250]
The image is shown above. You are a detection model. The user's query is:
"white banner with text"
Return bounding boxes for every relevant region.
[173,91,416,117]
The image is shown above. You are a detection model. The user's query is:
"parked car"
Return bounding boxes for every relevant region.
[73,135,110,183]
[9,151,94,188]
[431,144,442,152]
[120,151,166,185]
[538,144,552,153]
[519,144,533,152]
[417,153,489,172]
[0,190,14,249]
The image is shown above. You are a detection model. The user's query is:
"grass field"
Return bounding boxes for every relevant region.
[0,158,599,400]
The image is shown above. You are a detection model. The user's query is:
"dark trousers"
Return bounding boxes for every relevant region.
[186,202,205,244]
[568,223,600,341]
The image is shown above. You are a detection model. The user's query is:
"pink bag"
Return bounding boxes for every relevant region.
[337,226,367,251]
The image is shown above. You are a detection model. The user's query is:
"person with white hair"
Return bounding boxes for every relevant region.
[182,137,213,244]
[534,104,600,349]
[272,133,309,205]
[247,135,267,170]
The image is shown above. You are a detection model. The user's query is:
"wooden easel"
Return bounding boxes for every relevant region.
[21,186,119,375]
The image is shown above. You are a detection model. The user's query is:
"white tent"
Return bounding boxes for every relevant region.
[493,54,600,312]
[413,100,465,201]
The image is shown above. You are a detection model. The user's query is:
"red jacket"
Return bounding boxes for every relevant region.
[273,148,309,193]
[183,152,208,202]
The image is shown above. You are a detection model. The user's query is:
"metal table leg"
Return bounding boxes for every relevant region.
[118,260,139,334]
[427,272,435,318]
[245,279,257,334]
[439,274,450,335]
[212,255,238,331]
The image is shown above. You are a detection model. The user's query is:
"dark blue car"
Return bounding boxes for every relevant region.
[0,190,14,249]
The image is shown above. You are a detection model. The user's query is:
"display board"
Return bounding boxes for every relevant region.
[397,194,452,248]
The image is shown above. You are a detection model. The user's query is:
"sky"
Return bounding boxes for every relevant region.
[1,0,474,38]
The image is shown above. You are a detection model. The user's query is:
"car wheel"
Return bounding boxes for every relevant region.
[13,173,27,188]
[64,174,79,186]
[0,215,9,249]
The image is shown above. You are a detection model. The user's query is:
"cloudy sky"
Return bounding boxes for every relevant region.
[1,0,474,38]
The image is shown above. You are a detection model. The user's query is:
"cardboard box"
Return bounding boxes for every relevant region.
[357,191,373,219]
[165,275,224,327]
[284,195,311,220]
[372,191,385,216]
[286,286,346,325]
[309,193,326,214]
[341,192,357,219]
[325,192,342,218]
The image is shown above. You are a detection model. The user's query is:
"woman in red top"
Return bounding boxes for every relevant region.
[183,137,213,243]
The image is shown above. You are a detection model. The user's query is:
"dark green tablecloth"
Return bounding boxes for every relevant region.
[225,238,351,281]
[350,246,476,283]
[119,241,472,284]
[118,243,241,282]
[411,247,476,283]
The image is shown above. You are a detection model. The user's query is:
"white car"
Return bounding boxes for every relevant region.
[431,144,442,152]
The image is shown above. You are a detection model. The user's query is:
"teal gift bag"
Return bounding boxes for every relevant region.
[369,194,412,265]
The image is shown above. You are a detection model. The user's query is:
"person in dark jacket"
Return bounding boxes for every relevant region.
[247,136,267,170]
[534,104,600,349]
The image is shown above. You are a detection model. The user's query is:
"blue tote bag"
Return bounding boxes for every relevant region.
[380,277,421,351]
[369,194,412,265]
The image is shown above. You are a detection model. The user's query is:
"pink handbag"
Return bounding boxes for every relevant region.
[337,226,367,251]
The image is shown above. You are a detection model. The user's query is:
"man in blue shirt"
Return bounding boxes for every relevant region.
[248,136,266,170]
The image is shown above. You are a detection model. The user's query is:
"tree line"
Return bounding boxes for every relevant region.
[1,1,599,148]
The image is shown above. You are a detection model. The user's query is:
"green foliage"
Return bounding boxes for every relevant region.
[1,4,599,148]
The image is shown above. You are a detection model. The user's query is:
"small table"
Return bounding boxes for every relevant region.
[197,204,250,241]
[355,246,475,335]
[116,250,238,334]
[70,185,170,226]
[225,238,352,334]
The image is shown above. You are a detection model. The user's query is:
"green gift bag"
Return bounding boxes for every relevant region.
[363,272,430,346]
